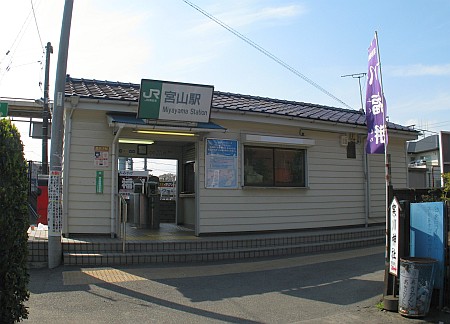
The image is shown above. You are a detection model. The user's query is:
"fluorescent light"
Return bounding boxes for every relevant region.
[118,138,154,145]
[134,130,196,137]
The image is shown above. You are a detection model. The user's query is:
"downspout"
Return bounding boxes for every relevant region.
[62,107,75,236]
[194,140,201,236]
[111,126,123,238]
[363,143,370,227]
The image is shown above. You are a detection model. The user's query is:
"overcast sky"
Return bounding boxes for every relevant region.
[1,0,449,165]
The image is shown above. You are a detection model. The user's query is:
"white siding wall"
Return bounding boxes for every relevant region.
[197,121,409,234]
[65,108,410,235]
[66,109,113,234]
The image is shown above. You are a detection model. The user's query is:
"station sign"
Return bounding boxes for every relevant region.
[138,79,213,123]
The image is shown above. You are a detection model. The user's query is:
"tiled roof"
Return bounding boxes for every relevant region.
[65,76,416,133]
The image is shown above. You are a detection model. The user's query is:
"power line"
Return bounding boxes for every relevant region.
[182,0,353,109]
[30,0,44,51]
[0,1,42,87]
[0,10,33,67]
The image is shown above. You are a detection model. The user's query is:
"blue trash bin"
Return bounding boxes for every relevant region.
[398,257,437,317]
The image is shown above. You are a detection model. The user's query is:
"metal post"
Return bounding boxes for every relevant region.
[341,73,366,112]
[48,0,74,269]
[42,42,53,175]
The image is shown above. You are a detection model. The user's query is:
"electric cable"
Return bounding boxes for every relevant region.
[182,0,353,109]
[0,1,44,90]
[30,0,44,51]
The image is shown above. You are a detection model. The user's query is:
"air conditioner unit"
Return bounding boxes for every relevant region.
[340,135,348,146]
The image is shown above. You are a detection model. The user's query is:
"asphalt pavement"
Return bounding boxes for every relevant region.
[23,245,450,323]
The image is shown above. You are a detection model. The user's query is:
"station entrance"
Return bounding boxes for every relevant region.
[117,137,198,234]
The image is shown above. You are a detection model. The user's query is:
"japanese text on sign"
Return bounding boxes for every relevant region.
[205,139,238,189]
[389,197,400,276]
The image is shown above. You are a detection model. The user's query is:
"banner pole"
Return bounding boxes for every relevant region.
[375,31,391,287]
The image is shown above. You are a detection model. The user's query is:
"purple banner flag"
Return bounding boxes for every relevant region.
[365,35,387,154]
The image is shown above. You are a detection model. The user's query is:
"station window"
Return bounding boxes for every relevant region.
[182,161,195,193]
[244,146,306,187]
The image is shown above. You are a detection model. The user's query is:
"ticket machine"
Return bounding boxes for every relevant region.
[145,176,160,229]
[118,171,160,229]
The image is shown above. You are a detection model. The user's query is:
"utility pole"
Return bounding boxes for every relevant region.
[42,42,53,175]
[341,73,366,112]
[48,0,74,269]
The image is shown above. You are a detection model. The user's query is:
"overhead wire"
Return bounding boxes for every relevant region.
[182,0,354,109]
[0,0,44,90]
[0,10,34,84]
[30,0,45,91]
[30,0,44,51]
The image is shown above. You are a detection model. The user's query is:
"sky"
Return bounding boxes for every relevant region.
[0,0,449,169]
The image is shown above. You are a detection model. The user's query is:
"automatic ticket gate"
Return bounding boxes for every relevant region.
[119,172,160,229]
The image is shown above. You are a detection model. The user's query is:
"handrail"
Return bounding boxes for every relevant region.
[118,194,128,253]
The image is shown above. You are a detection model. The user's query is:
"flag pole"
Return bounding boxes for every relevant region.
[374,31,389,235]
[375,31,394,299]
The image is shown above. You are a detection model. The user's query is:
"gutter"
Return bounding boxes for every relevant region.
[111,126,123,237]
[62,107,74,236]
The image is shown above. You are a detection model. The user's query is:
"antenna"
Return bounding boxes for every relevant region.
[341,73,367,112]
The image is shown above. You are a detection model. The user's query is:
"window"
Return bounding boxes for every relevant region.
[244,146,306,187]
[347,141,356,159]
[182,161,195,193]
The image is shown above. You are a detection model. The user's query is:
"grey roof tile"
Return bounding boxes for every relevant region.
[65,76,417,133]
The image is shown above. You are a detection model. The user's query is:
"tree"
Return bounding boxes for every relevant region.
[0,119,30,323]
[158,173,176,182]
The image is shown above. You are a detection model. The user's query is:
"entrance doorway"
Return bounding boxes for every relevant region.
[120,157,177,224]
[117,139,197,233]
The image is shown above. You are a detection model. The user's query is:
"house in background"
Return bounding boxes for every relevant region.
[407,134,441,188]
[407,132,450,188]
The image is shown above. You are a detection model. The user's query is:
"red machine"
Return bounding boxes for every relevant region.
[36,176,48,225]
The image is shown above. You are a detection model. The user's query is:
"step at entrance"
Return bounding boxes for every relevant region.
[62,226,385,266]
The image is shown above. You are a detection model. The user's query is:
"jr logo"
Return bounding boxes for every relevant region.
[142,89,160,100]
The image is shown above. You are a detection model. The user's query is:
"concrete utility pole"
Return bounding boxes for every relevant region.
[42,42,53,175]
[48,0,74,269]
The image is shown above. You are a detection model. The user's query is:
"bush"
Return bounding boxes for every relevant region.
[0,119,30,323]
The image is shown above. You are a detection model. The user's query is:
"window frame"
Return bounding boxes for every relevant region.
[243,145,308,188]
[182,161,195,194]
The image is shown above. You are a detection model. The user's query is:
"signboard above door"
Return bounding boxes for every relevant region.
[138,79,213,123]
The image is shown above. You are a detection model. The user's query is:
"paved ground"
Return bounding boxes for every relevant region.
[24,245,450,323]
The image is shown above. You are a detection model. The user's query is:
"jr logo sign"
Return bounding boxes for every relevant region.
[142,89,160,101]
[138,79,213,123]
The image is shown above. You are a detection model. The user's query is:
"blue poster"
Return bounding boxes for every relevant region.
[410,202,445,289]
[205,139,238,188]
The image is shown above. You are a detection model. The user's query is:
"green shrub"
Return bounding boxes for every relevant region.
[441,173,450,203]
[0,119,29,323]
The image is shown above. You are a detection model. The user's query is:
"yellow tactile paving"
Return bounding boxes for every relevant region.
[63,268,147,285]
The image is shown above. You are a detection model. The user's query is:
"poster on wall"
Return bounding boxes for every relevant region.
[94,146,109,167]
[205,138,238,189]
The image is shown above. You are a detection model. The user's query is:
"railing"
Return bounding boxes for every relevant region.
[118,194,128,253]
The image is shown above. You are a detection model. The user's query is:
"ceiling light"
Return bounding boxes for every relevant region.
[134,130,196,137]
[118,138,154,145]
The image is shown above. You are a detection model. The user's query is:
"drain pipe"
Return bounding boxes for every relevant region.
[111,126,123,238]
[62,107,75,236]
[363,145,370,227]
